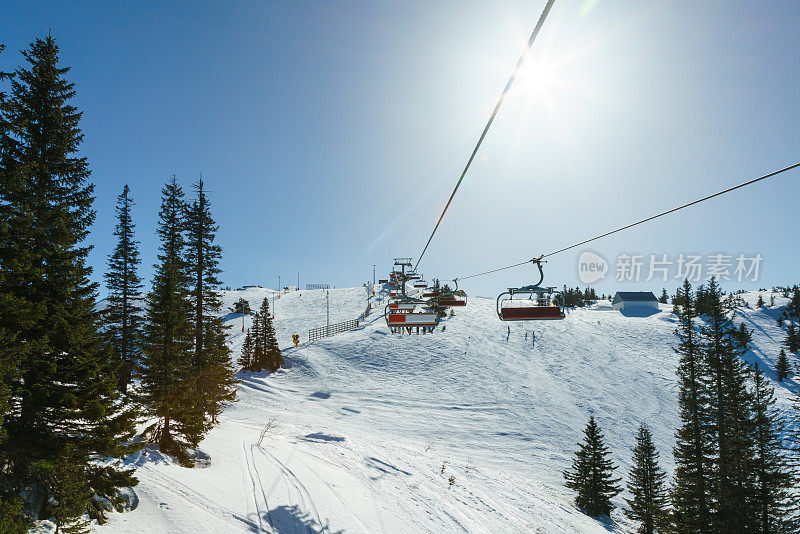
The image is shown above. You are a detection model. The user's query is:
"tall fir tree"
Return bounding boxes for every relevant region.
[0,44,30,533]
[251,297,282,373]
[749,364,792,533]
[140,177,198,464]
[238,328,254,370]
[624,423,667,534]
[659,288,669,304]
[104,184,143,394]
[775,349,790,382]
[563,415,622,517]
[249,304,265,370]
[786,286,800,322]
[184,178,236,426]
[0,36,137,527]
[671,279,712,533]
[785,323,799,355]
[700,277,756,532]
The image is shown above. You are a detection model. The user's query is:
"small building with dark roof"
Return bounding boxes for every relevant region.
[612,291,659,311]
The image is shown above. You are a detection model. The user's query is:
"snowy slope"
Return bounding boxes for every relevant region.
[99,287,796,533]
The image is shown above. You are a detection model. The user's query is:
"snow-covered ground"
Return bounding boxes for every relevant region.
[99,286,796,533]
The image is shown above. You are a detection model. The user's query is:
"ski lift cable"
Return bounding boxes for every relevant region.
[453,161,800,281]
[414,0,556,273]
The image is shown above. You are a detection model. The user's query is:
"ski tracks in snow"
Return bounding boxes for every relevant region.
[241,440,275,532]
[255,445,325,533]
[138,463,260,532]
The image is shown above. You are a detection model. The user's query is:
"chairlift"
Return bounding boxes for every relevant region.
[385,296,439,334]
[497,260,565,321]
[436,279,467,308]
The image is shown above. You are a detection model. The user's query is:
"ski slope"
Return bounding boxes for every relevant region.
[94,286,795,533]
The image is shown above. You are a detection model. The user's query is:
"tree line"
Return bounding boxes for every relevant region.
[564,278,798,532]
[0,36,265,532]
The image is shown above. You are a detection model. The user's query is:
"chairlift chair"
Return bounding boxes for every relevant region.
[385,296,439,334]
[497,260,565,321]
[436,280,467,307]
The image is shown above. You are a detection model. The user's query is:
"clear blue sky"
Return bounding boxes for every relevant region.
[2,1,799,298]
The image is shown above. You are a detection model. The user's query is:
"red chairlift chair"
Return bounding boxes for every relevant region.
[496,261,565,321]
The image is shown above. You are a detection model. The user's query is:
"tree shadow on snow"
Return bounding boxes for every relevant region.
[265,505,344,534]
[731,310,799,394]
[302,432,345,443]
[365,456,411,479]
[619,307,660,318]
[125,443,210,469]
[593,514,617,532]
[237,373,276,395]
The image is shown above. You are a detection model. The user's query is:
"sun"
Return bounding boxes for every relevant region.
[513,58,559,98]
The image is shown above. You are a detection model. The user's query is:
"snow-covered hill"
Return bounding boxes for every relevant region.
[99,286,796,533]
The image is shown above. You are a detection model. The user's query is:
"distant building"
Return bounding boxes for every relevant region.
[612,291,659,311]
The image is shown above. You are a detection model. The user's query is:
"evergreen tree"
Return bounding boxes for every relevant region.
[700,278,756,532]
[184,178,236,426]
[750,364,792,533]
[104,184,143,394]
[563,416,622,517]
[0,36,137,527]
[757,294,765,308]
[695,284,709,316]
[251,297,282,373]
[229,297,251,315]
[734,322,753,347]
[625,423,667,534]
[0,42,28,532]
[776,350,790,382]
[786,286,800,322]
[140,177,198,464]
[785,323,799,355]
[671,279,712,533]
[238,328,254,371]
[659,289,669,304]
[249,304,265,370]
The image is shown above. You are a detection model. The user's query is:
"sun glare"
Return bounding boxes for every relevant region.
[514,59,559,98]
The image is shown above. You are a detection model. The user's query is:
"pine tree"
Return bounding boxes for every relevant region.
[659,289,669,304]
[734,322,753,347]
[229,297,251,315]
[757,294,765,308]
[184,178,237,426]
[786,286,800,322]
[238,328,254,370]
[671,279,712,533]
[750,364,792,533]
[0,42,28,532]
[249,305,265,370]
[140,177,197,464]
[625,423,667,534]
[0,495,28,534]
[563,416,622,517]
[700,278,756,532]
[776,350,790,382]
[104,184,143,394]
[0,36,137,526]
[785,323,799,355]
[251,297,282,373]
